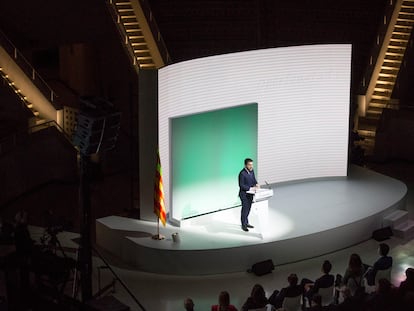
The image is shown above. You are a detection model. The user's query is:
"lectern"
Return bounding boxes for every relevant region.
[247,188,274,238]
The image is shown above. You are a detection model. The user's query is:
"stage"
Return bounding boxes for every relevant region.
[96,165,407,275]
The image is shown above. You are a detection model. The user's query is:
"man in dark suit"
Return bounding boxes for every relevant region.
[366,243,393,286]
[269,273,303,309]
[239,158,259,232]
[301,260,335,306]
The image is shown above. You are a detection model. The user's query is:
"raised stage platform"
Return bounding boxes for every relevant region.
[96,165,407,275]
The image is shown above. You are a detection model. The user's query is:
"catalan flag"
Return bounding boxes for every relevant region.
[154,149,167,226]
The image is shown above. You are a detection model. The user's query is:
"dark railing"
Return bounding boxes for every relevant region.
[93,246,146,311]
[394,25,414,96]
[105,0,171,71]
[359,0,397,94]
[28,120,72,141]
[0,29,61,109]
[106,0,139,72]
[138,0,171,64]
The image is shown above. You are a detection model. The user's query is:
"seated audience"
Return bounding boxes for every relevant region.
[365,243,393,286]
[399,267,414,296]
[332,287,359,311]
[397,267,414,309]
[269,273,302,308]
[364,278,396,311]
[341,254,367,297]
[184,298,195,311]
[189,252,410,311]
[241,284,269,311]
[301,260,335,305]
[211,291,237,311]
[305,294,328,311]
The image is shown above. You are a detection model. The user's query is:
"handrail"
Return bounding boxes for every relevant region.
[93,246,146,311]
[0,29,60,108]
[106,0,140,73]
[138,0,171,65]
[105,0,171,71]
[28,120,72,142]
[359,0,397,94]
[397,104,414,109]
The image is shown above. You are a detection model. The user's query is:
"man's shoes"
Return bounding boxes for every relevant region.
[246,224,254,228]
[242,226,249,232]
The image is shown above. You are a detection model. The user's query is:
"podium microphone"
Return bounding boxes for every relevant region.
[265,181,270,188]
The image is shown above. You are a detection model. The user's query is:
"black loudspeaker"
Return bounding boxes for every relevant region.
[73,96,121,156]
[249,259,275,276]
[372,226,393,241]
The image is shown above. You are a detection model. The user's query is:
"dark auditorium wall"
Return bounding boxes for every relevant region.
[149,0,388,93]
[0,0,141,220]
[0,127,77,207]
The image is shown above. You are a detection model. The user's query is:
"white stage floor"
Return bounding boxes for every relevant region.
[96,165,407,275]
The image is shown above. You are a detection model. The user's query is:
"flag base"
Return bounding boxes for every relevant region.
[151,234,165,240]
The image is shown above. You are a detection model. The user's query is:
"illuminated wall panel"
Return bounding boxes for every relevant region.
[159,44,351,222]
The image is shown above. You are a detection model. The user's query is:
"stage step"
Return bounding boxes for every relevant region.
[393,219,414,239]
[383,209,409,228]
[407,203,414,217]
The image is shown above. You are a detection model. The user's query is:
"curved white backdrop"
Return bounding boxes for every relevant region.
[159,44,351,222]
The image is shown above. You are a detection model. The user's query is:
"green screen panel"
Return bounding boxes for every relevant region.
[171,103,258,220]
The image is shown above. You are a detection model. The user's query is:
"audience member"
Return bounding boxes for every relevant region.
[301,260,335,305]
[341,254,366,297]
[211,291,237,311]
[364,278,395,311]
[180,249,410,311]
[305,294,328,311]
[241,284,269,311]
[332,287,359,311]
[396,267,414,310]
[14,209,28,226]
[269,273,302,308]
[399,267,414,296]
[365,243,393,286]
[184,298,195,311]
[14,209,33,257]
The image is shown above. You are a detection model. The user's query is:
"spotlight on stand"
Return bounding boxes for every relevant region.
[72,96,121,303]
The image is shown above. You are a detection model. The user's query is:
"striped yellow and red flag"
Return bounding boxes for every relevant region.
[154,149,167,226]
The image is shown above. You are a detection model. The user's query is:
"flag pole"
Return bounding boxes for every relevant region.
[153,148,166,240]
[152,215,165,240]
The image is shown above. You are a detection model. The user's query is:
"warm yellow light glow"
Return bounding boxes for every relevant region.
[0,46,59,122]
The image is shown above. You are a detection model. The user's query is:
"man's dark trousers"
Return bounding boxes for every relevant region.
[240,192,254,227]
